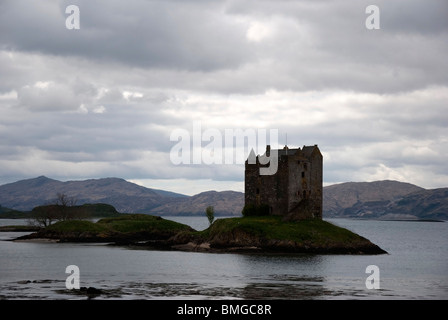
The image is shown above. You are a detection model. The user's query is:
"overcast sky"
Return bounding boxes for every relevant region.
[1,0,447,195]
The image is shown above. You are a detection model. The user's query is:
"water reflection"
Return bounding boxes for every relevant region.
[231,254,329,299]
[241,277,327,299]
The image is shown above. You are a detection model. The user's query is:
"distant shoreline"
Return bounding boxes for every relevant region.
[0,225,41,232]
[380,219,445,222]
[347,218,446,223]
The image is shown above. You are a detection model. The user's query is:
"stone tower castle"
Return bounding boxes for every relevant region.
[244,145,323,220]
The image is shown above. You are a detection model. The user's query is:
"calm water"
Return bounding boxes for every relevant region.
[0,217,447,300]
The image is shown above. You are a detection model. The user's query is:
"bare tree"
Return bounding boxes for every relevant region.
[53,193,78,221]
[54,192,77,207]
[30,193,82,227]
[29,205,59,228]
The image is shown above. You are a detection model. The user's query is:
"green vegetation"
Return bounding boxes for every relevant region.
[96,214,192,234]
[0,202,122,225]
[205,206,215,226]
[200,216,361,243]
[0,205,28,219]
[14,212,386,254]
[30,202,123,227]
[45,220,109,233]
[22,214,193,241]
[80,203,122,217]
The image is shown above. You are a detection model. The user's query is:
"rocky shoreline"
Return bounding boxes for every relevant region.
[167,229,387,255]
[167,240,386,255]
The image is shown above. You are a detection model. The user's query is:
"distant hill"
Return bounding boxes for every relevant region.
[323,180,424,218]
[0,176,176,213]
[0,176,242,217]
[149,190,244,216]
[323,180,448,220]
[0,177,446,220]
[383,188,448,220]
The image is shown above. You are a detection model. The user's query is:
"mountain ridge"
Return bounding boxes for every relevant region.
[0,176,446,219]
[0,176,243,216]
[323,180,425,217]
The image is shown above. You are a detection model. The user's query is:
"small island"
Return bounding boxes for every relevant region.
[13,213,387,255]
[7,145,387,254]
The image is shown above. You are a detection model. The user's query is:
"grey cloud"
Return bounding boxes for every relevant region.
[2,0,447,95]
[1,0,252,72]
[381,0,448,35]
[1,97,178,157]
[0,0,447,190]
[226,0,448,93]
[17,81,81,111]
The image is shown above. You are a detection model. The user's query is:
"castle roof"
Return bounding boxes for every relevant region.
[276,148,300,157]
[247,145,320,163]
[275,145,319,159]
[302,145,319,158]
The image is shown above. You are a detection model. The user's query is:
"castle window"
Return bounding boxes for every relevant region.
[301,172,305,178]
[256,188,260,195]
[303,190,307,199]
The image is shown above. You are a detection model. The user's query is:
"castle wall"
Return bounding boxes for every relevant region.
[244,158,288,216]
[244,161,259,206]
[308,149,323,219]
[244,145,322,220]
[287,156,311,215]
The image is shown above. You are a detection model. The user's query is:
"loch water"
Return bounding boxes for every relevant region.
[0,217,447,300]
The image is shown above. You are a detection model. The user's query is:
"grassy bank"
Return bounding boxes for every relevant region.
[17,214,193,242]
[201,216,363,244]
[45,220,109,233]
[188,215,387,254]
[96,214,193,234]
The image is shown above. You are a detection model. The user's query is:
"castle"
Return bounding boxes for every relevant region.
[244,145,323,221]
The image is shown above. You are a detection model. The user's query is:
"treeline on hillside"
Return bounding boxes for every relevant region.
[1,193,122,225]
[0,205,28,218]
[30,203,122,227]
